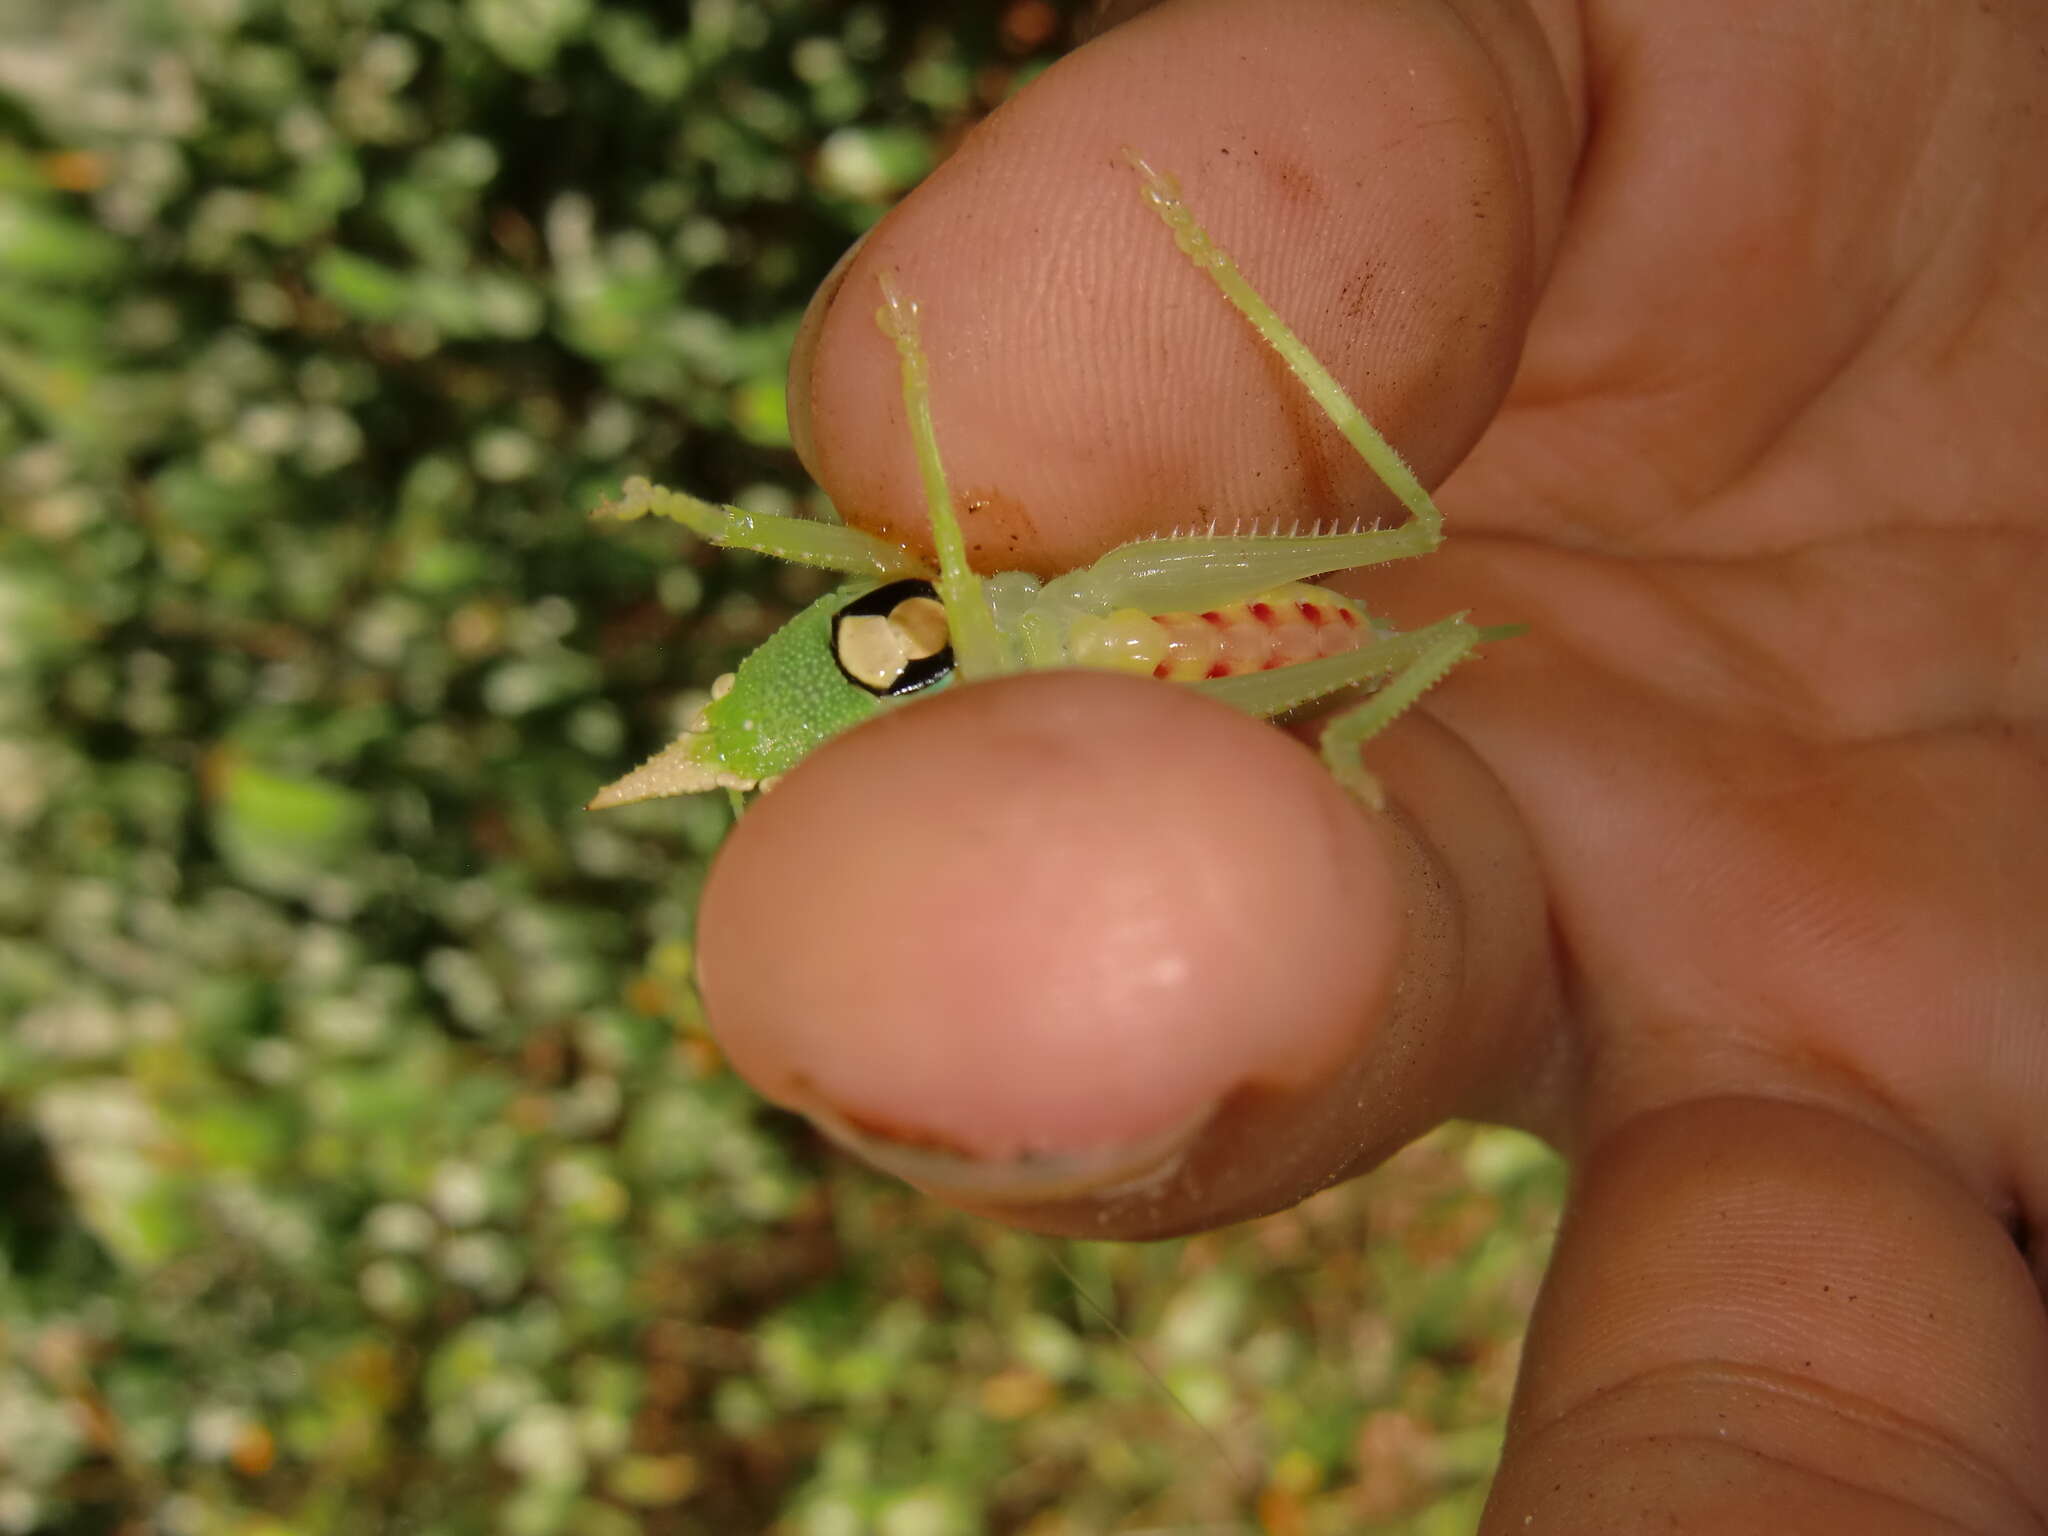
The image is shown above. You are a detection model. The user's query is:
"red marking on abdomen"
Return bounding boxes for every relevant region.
[1152,586,1367,681]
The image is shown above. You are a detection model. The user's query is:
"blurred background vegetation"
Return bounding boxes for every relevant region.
[0,0,1564,1530]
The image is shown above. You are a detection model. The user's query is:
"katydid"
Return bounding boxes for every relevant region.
[589,152,1507,815]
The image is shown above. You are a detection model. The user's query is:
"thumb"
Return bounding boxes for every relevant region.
[698,0,1574,1235]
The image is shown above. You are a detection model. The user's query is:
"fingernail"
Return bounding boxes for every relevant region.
[803,1099,1214,1205]
[787,226,874,474]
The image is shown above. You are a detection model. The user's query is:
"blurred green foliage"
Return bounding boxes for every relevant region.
[0,0,1563,1530]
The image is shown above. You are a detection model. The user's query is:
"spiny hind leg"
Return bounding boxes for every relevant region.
[1124,151,1443,569]
[1316,615,1482,810]
[1187,612,1485,807]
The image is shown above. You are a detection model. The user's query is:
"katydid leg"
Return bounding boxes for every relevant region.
[1191,614,1482,810]
[1316,618,1482,809]
[1078,527,1442,614]
[596,476,916,578]
[1125,151,1444,566]
[873,274,1013,678]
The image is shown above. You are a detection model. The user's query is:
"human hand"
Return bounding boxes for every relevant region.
[694,0,2048,1527]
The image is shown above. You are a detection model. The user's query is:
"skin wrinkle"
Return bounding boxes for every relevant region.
[1574,555,1821,733]
[1598,749,2031,1104]
[1704,980,2019,1221]
[1515,1420,2032,1536]
[1488,21,1933,531]
[1548,1359,2037,1505]
[1514,1342,2048,1536]
[1358,539,1784,742]
[1732,278,2040,548]
[1607,530,2036,736]
[1434,511,2044,804]
[1685,309,2020,559]
[1432,516,2042,756]
[1475,7,2042,574]
[1623,546,1954,743]
[1497,1097,2048,1530]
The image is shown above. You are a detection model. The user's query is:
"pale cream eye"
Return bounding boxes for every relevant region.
[836,613,912,690]
[888,595,949,660]
[830,577,955,698]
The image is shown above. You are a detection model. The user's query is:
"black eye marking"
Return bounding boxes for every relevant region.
[832,578,954,697]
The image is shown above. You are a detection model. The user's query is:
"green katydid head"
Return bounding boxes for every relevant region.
[587,277,1018,811]
[587,573,958,807]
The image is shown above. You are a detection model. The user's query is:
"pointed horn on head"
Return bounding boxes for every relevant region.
[587,734,752,809]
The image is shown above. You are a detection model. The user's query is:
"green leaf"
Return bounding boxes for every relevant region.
[209,753,375,900]
[310,248,411,322]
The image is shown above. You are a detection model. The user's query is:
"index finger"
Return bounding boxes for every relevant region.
[789,0,1572,574]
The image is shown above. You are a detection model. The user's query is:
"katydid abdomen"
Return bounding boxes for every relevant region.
[1065,581,1373,681]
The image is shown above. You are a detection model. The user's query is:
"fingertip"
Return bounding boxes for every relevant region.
[786,225,873,475]
[792,0,1570,571]
[696,672,1399,1168]
[1491,1098,2048,1533]
[694,662,1558,1237]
